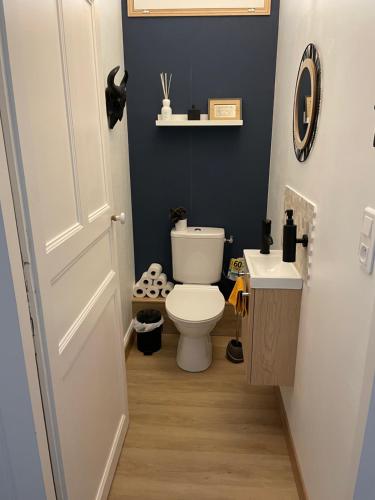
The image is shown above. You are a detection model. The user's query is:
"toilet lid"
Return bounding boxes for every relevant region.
[166,285,225,323]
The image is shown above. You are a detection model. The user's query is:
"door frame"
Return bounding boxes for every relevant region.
[0,6,66,498]
[0,116,56,500]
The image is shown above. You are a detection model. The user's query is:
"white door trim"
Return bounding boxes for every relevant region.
[0,53,56,500]
[0,120,56,500]
[0,6,65,497]
[123,319,134,350]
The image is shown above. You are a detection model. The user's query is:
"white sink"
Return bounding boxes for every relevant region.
[243,250,303,289]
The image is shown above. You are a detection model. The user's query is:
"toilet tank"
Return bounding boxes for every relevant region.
[171,227,225,284]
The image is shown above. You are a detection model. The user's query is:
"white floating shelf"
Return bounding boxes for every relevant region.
[156,114,243,127]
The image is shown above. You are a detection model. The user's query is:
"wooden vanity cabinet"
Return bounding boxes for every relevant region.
[241,276,302,386]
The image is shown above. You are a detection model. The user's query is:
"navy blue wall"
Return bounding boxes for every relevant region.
[122,3,279,286]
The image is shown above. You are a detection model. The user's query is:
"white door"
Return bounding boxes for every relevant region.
[1,1,129,499]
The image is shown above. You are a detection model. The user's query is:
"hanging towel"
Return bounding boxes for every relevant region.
[228,277,248,317]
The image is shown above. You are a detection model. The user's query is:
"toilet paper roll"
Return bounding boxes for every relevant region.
[146,285,160,299]
[147,263,162,280]
[154,273,167,288]
[133,281,147,298]
[161,282,174,298]
[140,272,152,287]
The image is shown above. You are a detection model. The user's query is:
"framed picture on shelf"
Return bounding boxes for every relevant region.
[208,98,242,121]
[128,0,271,17]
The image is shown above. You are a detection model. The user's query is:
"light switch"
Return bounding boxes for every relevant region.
[359,207,375,274]
[362,215,373,237]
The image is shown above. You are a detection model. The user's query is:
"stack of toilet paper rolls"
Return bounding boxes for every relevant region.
[133,263,174,299]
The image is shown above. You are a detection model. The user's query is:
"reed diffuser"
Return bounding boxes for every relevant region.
[160,72,172,120]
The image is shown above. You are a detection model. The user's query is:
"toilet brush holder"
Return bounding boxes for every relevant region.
[226,314,244,363]
[226,339,244,364]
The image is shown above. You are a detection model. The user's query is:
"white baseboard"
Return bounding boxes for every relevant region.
[123,320,134,350]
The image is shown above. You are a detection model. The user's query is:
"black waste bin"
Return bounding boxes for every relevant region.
[134,309,163,355]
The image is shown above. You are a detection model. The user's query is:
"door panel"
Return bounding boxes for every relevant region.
[61,0,109,219]
[60,295,125,500]
[51,230,112,340]
[57,269,116,377]
[12,1,82,247]
[2,0,129,498]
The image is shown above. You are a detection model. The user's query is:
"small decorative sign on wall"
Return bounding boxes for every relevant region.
[128,0,271,17]
[208,99,242,121]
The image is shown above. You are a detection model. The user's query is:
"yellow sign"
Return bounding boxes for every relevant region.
[227,257,245,280]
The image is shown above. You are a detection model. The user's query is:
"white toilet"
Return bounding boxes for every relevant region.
[166,227,226,372]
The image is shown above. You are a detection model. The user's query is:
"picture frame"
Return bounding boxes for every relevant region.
[127,0,271,18]
[208,98,242,121]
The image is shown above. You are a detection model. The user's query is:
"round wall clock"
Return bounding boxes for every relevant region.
[293,43,321,162]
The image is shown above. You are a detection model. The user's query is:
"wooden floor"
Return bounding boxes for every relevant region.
[109,335,299,500]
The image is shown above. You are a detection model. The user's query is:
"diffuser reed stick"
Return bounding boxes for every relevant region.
[160,72,172,99]
[160,72,173,120]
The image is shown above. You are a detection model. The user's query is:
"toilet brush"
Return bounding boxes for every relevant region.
[226,313,244,364]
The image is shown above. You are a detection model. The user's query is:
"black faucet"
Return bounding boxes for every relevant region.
[260,219,273,255]
[283,209,309,262]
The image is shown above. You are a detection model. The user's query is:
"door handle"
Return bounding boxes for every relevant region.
[111,212,125,224]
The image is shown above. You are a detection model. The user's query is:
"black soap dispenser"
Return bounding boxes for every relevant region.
[283,209,297,262]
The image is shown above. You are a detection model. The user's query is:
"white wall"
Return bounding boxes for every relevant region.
[268,1,375,499]
[98,0,135,339]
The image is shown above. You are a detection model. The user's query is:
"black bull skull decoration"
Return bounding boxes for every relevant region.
[105,66,128,129]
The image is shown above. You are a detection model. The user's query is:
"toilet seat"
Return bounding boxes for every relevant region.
[166,284,225,324]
